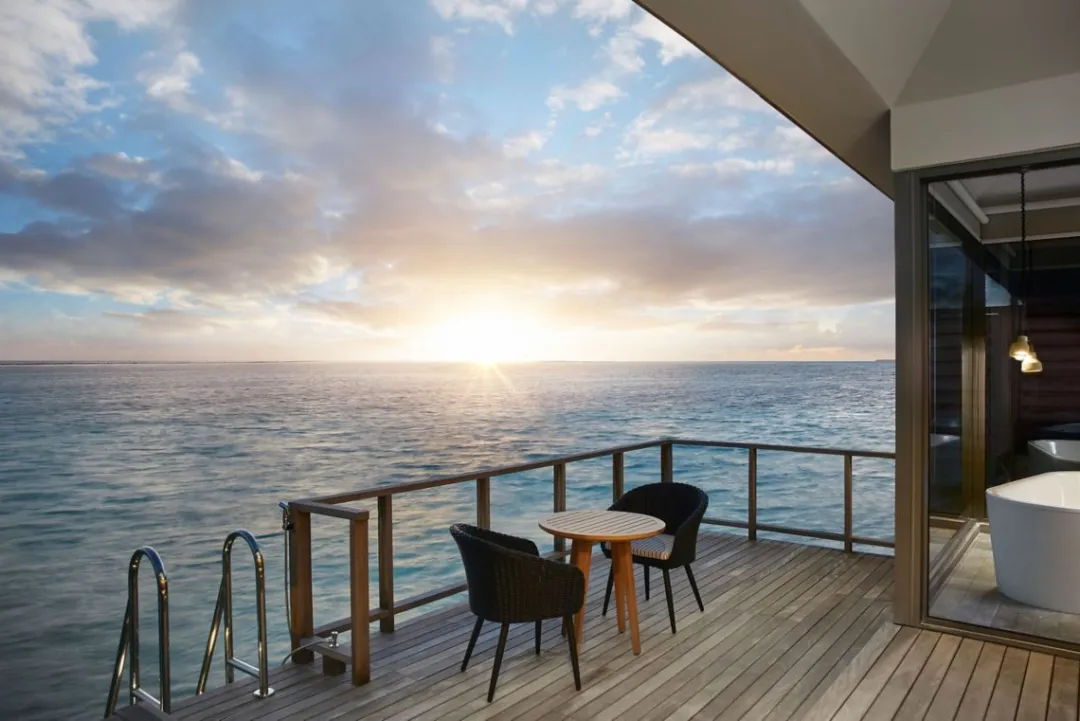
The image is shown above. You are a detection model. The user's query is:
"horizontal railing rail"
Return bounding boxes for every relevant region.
[285,437,896,684]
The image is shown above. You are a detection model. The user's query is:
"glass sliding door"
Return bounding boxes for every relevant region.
[918,159,1080,652]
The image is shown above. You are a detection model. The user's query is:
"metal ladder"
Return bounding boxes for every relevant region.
[196,529,274,699]
[104,547,172,718]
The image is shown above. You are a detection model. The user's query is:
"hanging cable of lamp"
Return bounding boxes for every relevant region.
[1009,168,1043,373]
[1008,169,1031,360]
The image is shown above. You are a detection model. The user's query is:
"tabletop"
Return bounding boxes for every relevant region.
[538,510,665,542]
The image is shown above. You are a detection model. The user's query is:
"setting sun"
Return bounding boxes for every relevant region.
[425,311,547,364]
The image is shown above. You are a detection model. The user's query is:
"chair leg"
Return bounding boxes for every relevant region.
[535,620,542,655]
[602,566,614,616]
[565,615,582,691]
[686,564,704,612]
[644,566,650,600]
[662,569,677,634]
[488,622,510,703]
[462,616,483,672]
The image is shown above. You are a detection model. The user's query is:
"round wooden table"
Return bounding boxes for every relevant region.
[539,510,665,655]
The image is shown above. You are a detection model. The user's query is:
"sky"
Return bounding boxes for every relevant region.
[0,0,895,363]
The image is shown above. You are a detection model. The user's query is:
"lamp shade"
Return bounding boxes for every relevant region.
[1021,347,1043,374]
[1008,335,1031,360]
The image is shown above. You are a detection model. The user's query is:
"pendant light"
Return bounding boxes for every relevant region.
[1010,167,1036,371]
[1022,344,1043,373]
[1008,168,1041,371]
[1008,334,1031,360]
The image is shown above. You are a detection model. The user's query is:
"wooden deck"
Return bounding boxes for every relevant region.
[164,532,1080,720]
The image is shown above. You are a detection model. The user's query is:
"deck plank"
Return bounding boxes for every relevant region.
[893,632,961,721]
[985,646,1030,721]
[955,643,1007,720]
[1016,652,1054,721]
[922,637,983,721]
[861,630,941,719]
[1047,656,1080,721]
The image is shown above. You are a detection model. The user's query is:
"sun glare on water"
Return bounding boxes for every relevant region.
[426,312,546,364]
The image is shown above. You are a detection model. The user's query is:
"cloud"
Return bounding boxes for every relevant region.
[429,0,529,33]
[295,300,418,330]
[0,159,120,219]
[672,158,796,178]
[572,0,632,23]
[105,308,223,334]
[619,73,781,159]
[583,111,613,137]
[602,29,644,73]
[629,13,697,65]
[503,130,549,158]
[138,50,202,111]
[80,152,155,182]
[547,80,624,111]
[0,154,327,300]
[532,159,605,187]
[0,0,177,154]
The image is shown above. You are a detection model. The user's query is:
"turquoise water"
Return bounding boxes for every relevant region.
[0,361,894,720]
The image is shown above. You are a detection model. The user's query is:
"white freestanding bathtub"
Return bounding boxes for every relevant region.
[1029,440,1080,475]
[987,471,1080,614]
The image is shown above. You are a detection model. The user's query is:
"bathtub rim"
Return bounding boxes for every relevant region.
[986,471,1080,515]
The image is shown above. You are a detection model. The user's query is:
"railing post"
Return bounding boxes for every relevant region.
[661,442,674,483]
[612,452,624,503]
[476,477,491,529]
[748,448,758,542]
[377,496,394,633]
[349,513,371,686]
[844,454,853,553]
[288,508,314,664]
[553,463,567,554]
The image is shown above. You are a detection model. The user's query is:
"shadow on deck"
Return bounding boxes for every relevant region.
[172,532,897,720]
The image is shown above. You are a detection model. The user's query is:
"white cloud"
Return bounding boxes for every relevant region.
[429,0,535,34]
[583,111,613,137]
[138,51,202,110]
[659,75,772,114]
[630,13,698,64]
[547,80,624,111]
[603,30,644,74]
[465,181,525,210]
[630,126,713,155]
[503,130,549,158]
[770,125,831,160]
[0,0,177,154]
[572,0,632,22]
[619,74,775,158]
[82,151,155,182]
[533,159,605,187]
[675,158,796,177]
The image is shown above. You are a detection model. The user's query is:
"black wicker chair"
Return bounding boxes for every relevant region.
[450,523,585,702]
[601,483,708,634]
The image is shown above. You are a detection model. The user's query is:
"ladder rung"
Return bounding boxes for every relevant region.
[132,688,160,706]
[226,657,261,678]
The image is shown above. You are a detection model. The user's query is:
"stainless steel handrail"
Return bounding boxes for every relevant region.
[196,529,274,699]
[104,546,171,718]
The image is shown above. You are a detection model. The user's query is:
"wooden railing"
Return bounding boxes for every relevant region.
[285,437,896,684]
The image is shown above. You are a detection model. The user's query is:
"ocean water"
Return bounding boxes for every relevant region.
[0,361,895,720]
